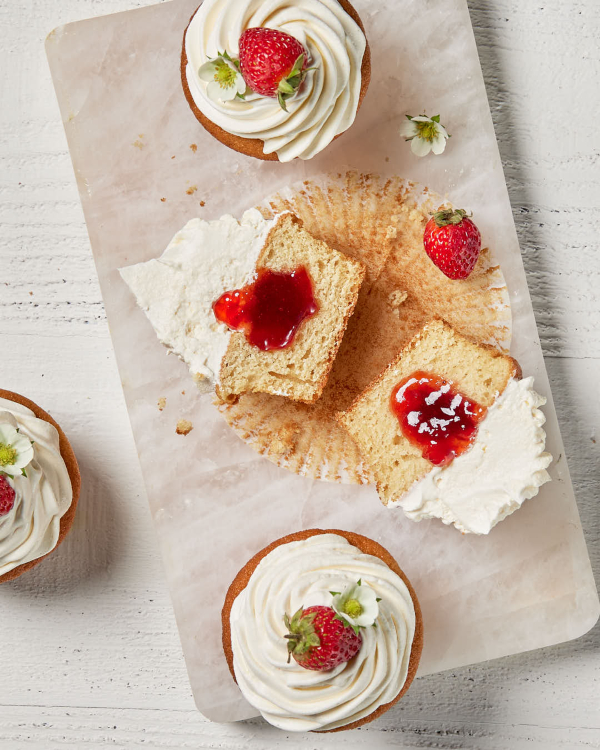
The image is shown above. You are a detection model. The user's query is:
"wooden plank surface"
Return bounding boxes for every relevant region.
[0,0,598,747]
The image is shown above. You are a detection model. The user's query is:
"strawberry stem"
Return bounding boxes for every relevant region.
[432,208,471,227]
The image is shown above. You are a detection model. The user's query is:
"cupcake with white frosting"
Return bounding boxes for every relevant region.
[0,390,80,582]
[181,0,370,161]
[222,529,423,732]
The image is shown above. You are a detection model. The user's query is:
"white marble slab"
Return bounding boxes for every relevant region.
[46,0,598,725]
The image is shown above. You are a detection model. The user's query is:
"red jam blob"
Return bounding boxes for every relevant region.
[212,267,318,351]
[390,371,487,466]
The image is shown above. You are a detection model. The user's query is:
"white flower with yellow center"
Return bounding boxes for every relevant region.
[0,411,34,477]
[198,52,248,103]
[400,114,450,157]
[331,579,380,631]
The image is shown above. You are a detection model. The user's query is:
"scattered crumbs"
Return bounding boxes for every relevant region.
[160,197,166,202]
[190,143,198,153]
[171,155,176,159]
[157,397,167,412]
[176,419,193,436]
[133,139,144,150]
[199,200,206,207]
[181,391,185,395]
[29,291,33,296]
[193,373,207,385]
[139,133,144,139]
[385,156,390,162]
[186,185,198,195]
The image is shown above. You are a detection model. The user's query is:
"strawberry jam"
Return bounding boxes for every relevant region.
[212,267,318,351]
[390,371,487,466]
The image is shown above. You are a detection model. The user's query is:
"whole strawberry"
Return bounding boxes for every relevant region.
[0,475,16,516]
[284,605,362,671]
[423,208,481,280]
[238,27,310,111]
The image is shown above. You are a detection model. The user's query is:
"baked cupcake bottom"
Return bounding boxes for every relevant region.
[0,390,80,583]
[222,528,423,732]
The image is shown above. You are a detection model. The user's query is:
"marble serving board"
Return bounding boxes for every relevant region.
[46,0,599,724]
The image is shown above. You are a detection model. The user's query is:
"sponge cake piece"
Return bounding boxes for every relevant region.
[336,319,520,504]
[217,213,366,404]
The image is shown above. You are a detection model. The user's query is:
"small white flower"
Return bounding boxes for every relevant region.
[0,412,34,477]
[331,580,380,629]
[198,53,247,103]
[400,114,449,157]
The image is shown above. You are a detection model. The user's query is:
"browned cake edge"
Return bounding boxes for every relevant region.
[0,389,81,584]
[221,528,424,733]
[181,0,372,162]
[217,213,367,405]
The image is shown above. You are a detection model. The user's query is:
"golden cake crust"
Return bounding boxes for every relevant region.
[0,390,81,584]
[181,0,371,161]
[221,528,424,732]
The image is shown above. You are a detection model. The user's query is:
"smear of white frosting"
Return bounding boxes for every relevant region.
[0,398,73,576]
[184,0,366,161]
[230,534,416,732]
[119,209,278,391]
[390,377,553,535]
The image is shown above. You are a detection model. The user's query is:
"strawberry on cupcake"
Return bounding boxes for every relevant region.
[182,0,370,161]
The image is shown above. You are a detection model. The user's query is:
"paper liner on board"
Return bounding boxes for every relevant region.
[219,171,512,484]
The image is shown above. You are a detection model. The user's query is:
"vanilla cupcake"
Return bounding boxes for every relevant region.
[0,390,80,582]
[181,0,370,161]
[222,529,423,732]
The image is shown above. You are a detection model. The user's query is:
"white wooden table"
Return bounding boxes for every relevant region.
[1,0,598,747]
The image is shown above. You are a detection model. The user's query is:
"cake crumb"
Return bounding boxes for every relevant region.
[160,197,166,203]
[186,185,198,195]
[388,289,408,315]
[157,397,167,411]
[386,226,398,239]
[181,391,185,395]
[176,419,193,436]
[200,200,206,207]
[190,144,198,153]
[133,139,144,150]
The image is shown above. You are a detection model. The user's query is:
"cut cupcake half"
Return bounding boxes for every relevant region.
[337,320,553,535]
[120,210,365,404]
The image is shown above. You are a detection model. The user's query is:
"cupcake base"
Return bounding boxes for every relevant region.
[0,390,81,584]
[222,528,423,732]
[180,0,371,162]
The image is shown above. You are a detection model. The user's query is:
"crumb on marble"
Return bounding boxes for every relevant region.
[181,391,185,395]
[385,156,390,162]
[176,419,193,436]
[157,397,167,412]
[133,139,144,150]
[160,197,166,203]
[171,155,176,159]
[190,144,198,152]
[200,200,205,207]
[186,185,198,195]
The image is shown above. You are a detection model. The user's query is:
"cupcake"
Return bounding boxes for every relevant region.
[181,0,370,161]
[0,390,80,582]
[222,529,423,732]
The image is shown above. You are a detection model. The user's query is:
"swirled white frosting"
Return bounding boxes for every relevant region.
[0,398,73,576]
[119,209,280,391]
[184,0,366,161]
[391,377,553,535]
[230,534,416,731]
